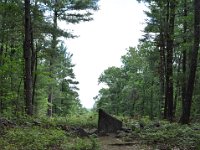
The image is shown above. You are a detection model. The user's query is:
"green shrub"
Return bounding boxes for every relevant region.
[0,126,99,150]
[64,112,98,128]
[0,113,100,150]
[133,121,200,149]
[0,127,66,150]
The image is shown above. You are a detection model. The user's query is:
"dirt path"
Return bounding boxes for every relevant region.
[98,134,152,150]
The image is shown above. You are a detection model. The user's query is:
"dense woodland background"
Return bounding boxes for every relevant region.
[0,0,98,117]
[1,0,200,125]
[95,0,200,124]
[1,0,200,149]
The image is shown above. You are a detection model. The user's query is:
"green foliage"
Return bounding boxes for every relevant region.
[64,112,98,128]
[62,137,99,150]
[0,127,66,150]
[31,113,98,129]
[94,0,200,123]
[0,126,99,150]
[0,115,99,150]
[138,116,151,126]
[9,112,98,129]
[95,45,160,118]
[131,121,200,149]
[116,116,200,149]
[0,0,99,117]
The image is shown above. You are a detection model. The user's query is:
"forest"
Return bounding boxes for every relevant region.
[1,0,200,149]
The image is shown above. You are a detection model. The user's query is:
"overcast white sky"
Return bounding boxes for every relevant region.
[65,0,148,109]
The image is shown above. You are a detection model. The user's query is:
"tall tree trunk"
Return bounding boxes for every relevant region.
[180,0,200,124]
[24,0,33,115]
[30,20,37,113]
[158,22,166,118]
[32,1,39,115]
[16,78,23,115]
[141,85,146,116]
[174,56,181,117]
[0,0,7,114]
[10,42,17,115]
[0,0,7,57]
[165,0,176,121]
[47,2,58,117]
[150,80,154,119]
[164,1,170,119]
[32,44,38,114]
[0,37,4,114]
[180,0,187,123]
[47,85,53,117]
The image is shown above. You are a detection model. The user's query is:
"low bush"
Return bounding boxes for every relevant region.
[0,126,99,150]
[64,112,98,128]
[130,120,200,149]
[0,127,66,149]
[0,113,99,150]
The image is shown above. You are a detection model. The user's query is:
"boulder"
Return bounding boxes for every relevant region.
[98,109,122,133]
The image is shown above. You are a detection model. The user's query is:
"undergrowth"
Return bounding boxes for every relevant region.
[0,112,99,150]
[2,113,200,149]
[61,112,98,128]
[0,126,99,150]
[128,117,200,149]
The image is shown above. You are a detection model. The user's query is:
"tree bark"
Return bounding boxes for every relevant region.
[0,0,7,114]
[158,21,166,118]
[24,0,33,115]
[174,56,181,117]
[180,0,200,124]
[164,1,170,119]
[32,42,38,114]
[30,19,37,113]
[179,0,187,123]
[165,0,176,121]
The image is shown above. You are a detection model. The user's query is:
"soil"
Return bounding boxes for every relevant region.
[99,134,152,150]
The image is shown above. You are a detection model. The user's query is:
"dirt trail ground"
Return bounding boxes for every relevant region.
[99,134,152,150]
